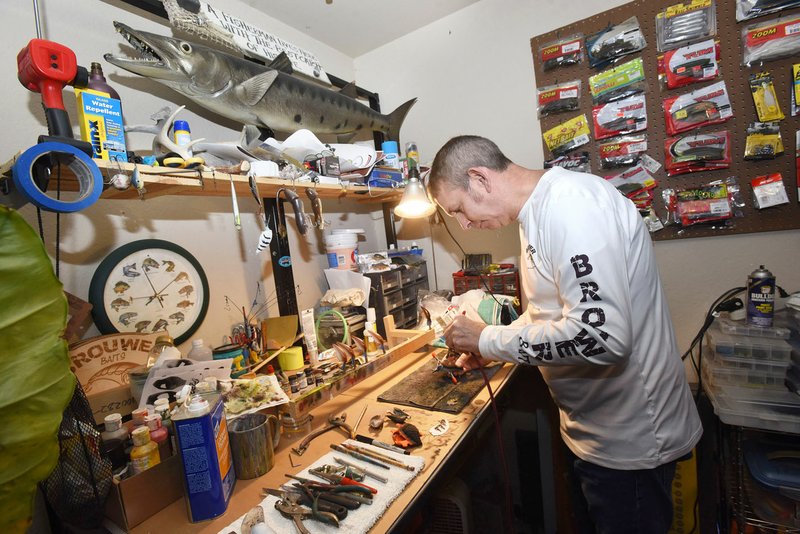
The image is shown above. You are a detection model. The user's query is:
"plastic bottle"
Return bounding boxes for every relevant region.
[173,120,193,156]
[364,307,381,358]
[100,413,130,469]
[131,407,149,430]
[88,62,120,101]
[381,141,401,169]
[130,426,160,474]
[153,398,176,454]
[146,335,178,368]
[187,339,213,361]
[145,413,170,460]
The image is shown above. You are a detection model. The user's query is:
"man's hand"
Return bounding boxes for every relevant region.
[455,351,492,371]
[443,315,486,356]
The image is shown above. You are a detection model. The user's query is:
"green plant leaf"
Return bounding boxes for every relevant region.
[0,206,75,533]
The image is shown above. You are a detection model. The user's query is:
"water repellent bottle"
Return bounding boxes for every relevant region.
[88,62,120,100]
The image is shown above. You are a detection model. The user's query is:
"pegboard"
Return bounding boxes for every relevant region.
[530,0,800,241]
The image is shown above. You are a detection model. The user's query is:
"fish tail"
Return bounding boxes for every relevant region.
[386,98,417,142]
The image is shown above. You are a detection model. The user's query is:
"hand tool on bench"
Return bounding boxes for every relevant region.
[309,465,378,494]
[292,413,353,456]
[274,492,339,533]
[263,488,348,521]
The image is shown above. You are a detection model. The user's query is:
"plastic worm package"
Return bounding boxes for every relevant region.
[663,80,732,135]
[537,80,581,118]
[539,33,584,71]
[592,94,647,140]
[588,58,646,104]
[544,151,592,173]
[586,17,646,68]
[664,130,731,176]
[598,134,648,169]
[543,114,592,156]
[656,0,717,52]
[742,14,800,65]
[657,39,720,90]
[736,0,800,22]
[744,121,784,160]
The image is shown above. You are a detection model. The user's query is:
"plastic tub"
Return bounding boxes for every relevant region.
[717,317,791,339]
[706,328,792,362]
[325,232,358,270]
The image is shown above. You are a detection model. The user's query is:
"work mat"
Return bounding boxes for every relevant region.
[377,359,502,414]
[218,440,424,534]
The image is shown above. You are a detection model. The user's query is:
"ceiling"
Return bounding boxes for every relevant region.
[240,0,480,57]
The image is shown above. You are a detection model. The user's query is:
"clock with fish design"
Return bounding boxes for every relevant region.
[89,239,209,345]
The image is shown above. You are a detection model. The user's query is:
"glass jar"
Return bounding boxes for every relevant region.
[280,413,312,442]
[146,335,177,368]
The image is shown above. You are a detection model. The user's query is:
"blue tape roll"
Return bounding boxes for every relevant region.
[12,142,102,213]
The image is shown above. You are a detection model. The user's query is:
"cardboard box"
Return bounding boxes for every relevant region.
[104,454,184,531]
[69,332,162,424]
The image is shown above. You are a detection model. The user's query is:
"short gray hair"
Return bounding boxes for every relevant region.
[429,136,512,198]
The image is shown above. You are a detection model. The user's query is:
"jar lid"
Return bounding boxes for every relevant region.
[187,395,209,413]
[155,335,174,345]
[153,398,169,407]
[145,414,162,431]
[131,426,151,446]
[104,413,122,424]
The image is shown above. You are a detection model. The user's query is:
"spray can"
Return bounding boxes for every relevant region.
[746,265,775,327]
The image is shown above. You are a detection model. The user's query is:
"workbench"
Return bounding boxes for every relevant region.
[130,344,516,533]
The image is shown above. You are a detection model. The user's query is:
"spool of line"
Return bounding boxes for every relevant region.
[12,142,102,212]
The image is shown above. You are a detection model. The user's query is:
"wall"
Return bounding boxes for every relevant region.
[354,0,800,373]
[1,0,389,351]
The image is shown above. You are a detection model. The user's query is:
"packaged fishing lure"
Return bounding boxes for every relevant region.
[586,17,646,69]
[537,80,581,118]
[751,172,789,209]
[588,58,646,104]
[598,134,648,169]
[749,72,785,122]
[656,0,717,52]
[792,64,800,117]
[544,151,591,173]
[742,14,800,65]
[604,164,658,204]
[539,33,584,71]
[662,176,744,227]
[663,81,732,135]
[657,39,720,89]
[744,122,784,160]
[737,0,800,22]
[664,130,731,176]
[543,114,591,156]
[592,94,647,140]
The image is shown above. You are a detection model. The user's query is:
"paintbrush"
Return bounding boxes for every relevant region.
[341,443,415,471]
[330,444,390,470]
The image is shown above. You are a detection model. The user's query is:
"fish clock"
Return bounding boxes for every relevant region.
[89,240,209,344]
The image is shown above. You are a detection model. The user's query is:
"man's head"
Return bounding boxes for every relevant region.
[429,135,514,230]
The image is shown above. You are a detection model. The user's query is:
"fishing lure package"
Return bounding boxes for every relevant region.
[742,14,800,65]
[586,17,646,68]
[662,176,744,227]
[543,114,591,156]
[598,134,648,169]
[792,64,800,117]
[664,130,731,176]
[751,172,789,209]
[656,0,717,52]
[588,58,646,104]
[749,72,785,122]
[737,0,800,22]
[744,121,784,160]
[663,81,732,135]
[592,94,647,140]
[537,80,581,118]
[604,164,658,208]
[539,33,584,71]
[657,39,720,89]
[544,151,591,173]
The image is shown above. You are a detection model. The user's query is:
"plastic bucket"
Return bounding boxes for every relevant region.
[325,232,358,270]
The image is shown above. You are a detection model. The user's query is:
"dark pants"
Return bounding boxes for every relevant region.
[564,448,679,534]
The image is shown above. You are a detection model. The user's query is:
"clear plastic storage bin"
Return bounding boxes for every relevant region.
[706,328,792,362]
[716,317,791,339]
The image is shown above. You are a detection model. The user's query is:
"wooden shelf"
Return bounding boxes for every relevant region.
[1,155,403,203]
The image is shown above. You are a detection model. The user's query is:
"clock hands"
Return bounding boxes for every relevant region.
[155,271,189,296]
[142,267,164,308]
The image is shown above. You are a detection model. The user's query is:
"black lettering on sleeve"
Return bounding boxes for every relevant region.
[570,254,593,278]
[580,281,601,302]
[555,339,579,358]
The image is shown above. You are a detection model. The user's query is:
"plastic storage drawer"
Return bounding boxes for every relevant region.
[706,328,792,362]
[703,361,788,389]
[716,317,790,339]
[703,382,800,433]
[706,350,790,376]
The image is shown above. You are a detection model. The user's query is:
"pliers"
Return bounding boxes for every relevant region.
[263,487,348,521]
[309,466,378,494]
[292,413,354,456]
[273,491,339,533]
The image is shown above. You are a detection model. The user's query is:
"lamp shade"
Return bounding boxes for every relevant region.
[393,177,436,218]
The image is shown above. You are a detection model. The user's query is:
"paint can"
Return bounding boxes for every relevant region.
[746,265,775,327]
[171,393,236,522]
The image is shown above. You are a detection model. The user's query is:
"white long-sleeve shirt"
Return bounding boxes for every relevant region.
[479,166,702,469]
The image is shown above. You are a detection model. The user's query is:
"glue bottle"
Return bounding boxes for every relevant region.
[364,307,381,358]
[173,120,193,156]
[130,426,160,474]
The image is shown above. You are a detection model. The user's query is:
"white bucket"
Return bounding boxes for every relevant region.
[325,232,358,270]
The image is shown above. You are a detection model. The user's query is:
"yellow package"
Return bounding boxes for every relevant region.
[543,114,591,155]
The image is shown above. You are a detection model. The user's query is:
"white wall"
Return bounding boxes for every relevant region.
[354,0,800,374]
[1,0,385,351]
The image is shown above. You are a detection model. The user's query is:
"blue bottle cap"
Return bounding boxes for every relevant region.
[381,140,399,154]
[173,120,191,133]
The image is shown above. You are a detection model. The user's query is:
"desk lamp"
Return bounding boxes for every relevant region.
[393,168,436,218]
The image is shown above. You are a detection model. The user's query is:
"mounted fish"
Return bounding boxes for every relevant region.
[105,22,416,141]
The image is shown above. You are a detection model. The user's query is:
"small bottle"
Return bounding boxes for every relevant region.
[187,339,213,361]
[146,335,177,368]
[304,368,314,387]
[131,407,149,430]
[153,398,176,454]
[405,142,420,169]
[364,307,381,358]
[173,120,193,156]
[101,413,129,470]
[88,62,120,101]
[145,413,170,460]
[129,426,160,474]
[296,371,308,389]
[289,374,299,394]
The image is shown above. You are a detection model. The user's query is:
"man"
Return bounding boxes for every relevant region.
[431,135,702,534]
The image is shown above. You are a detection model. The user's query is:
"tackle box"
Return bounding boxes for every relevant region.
[716,317,791,339]
[704,380,800,433]
[743,438,800,528]
[705,349,790,376]
[703,358,788,389]
[706,327,792,362]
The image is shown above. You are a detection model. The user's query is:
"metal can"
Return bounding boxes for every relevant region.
[746,265,775,327]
